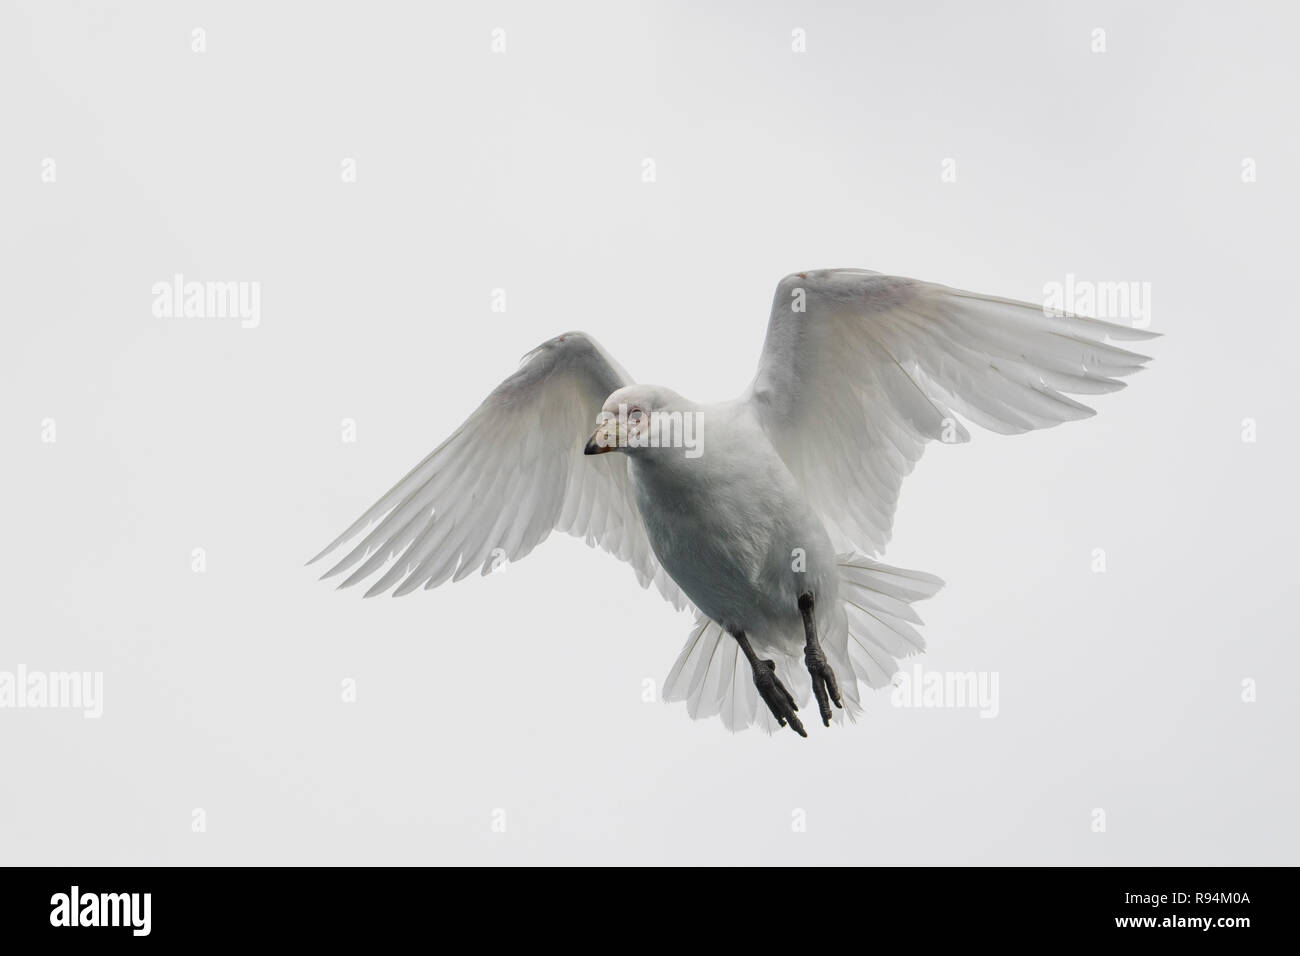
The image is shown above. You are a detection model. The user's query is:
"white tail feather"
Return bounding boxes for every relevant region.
[662,552,944,733]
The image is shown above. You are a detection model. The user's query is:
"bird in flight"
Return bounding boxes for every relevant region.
[310,269,1155,736]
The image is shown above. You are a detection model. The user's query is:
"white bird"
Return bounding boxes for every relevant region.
[310,269,1155,735]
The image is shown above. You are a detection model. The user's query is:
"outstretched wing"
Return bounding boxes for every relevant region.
[310,332,688,608]
[747,269,1157,554]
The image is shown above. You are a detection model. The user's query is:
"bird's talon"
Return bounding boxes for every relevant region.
[752,659,805,738]
[804,648,842,728]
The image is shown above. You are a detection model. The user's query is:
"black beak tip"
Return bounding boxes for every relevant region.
[583,437,599,456]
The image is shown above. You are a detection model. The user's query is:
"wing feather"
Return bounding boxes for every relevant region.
[747,269,1155,553]
[311,332,689,610]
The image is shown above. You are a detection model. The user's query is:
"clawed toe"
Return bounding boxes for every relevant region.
[804,648,843,727]
[754,660,806,738]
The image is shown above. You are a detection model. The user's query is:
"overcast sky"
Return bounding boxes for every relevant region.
[2,0,1295,864]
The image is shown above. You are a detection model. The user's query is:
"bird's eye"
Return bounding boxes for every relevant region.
[627,407,645,423]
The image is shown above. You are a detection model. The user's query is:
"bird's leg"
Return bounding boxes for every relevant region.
[799,592,843,727]
[733,630,806,738]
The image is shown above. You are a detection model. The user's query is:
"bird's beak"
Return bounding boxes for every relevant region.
[584,420,617,455]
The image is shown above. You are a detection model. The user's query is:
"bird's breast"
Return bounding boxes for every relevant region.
[627,449,835,642]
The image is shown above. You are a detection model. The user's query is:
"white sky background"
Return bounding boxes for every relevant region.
[1,0,1296,864]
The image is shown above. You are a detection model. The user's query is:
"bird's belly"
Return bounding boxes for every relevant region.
[630,459,836,652]
[644,510,770,628]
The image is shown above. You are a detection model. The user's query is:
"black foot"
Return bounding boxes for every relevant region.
[804,644,843,727]
[753,660,806,738]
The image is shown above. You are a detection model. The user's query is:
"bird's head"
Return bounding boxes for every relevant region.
[584,384,700,458]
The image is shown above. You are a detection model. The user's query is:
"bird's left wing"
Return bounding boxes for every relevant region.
[746,269,1157,554]
[309,332,688,608]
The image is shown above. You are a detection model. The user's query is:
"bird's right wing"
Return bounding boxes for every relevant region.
[309,332,689,609]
